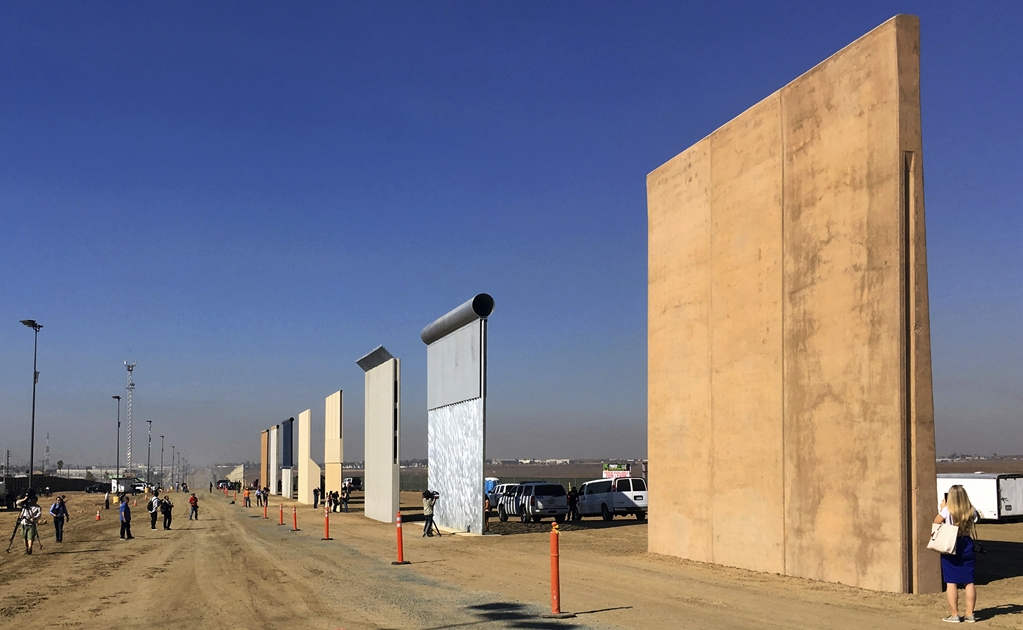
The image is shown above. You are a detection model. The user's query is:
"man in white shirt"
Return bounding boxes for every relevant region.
[148,490,162,530]
[17,493,42,555]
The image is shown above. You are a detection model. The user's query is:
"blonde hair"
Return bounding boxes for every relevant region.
[946,485,977,539]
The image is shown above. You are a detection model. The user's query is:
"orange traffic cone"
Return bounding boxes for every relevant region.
[96,510,101,521]
[133,499,138,507]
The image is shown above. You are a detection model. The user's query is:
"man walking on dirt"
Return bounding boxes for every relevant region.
[148,490,162,530]
[188,493,199,520]
[119,494,134,540]
[17,492,42,554]
[49,495,70,543]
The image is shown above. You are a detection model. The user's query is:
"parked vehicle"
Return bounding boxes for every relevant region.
[217,479,231,489]
[342,477,363,491]
[85,483,111,494]
[937,473,1023,521]
[498,481,568,524]
[490,483,518,517]
[577,477,648,521]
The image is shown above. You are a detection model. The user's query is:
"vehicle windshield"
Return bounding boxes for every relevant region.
[534,484,565,497]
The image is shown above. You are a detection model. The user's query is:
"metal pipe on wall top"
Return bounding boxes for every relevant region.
[420,293,495,345]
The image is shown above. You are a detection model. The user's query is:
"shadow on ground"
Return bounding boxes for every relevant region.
[975,540,1023,585]
[488,517,645,536]
[422,601,579,629]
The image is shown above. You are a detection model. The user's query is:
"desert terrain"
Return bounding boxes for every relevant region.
[1,488,1021,629]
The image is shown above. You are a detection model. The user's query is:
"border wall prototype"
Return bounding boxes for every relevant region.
[358,346,400,523]
[423,294,494,535]
[647,15,938,593]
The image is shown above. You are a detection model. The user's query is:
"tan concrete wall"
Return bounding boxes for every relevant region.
[259,430,268,489]
[647,15,938,593]
[325,391,343,494]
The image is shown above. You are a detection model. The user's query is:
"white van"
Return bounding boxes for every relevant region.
[577,477,647,521]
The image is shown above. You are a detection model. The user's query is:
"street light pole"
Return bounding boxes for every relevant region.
[146,420,153,485]
[20,320,42,490]
[160,436,164,489]
[112,396,122,484]
[171,446,175,490]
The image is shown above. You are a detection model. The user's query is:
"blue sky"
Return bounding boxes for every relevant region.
[1,2,1020,469]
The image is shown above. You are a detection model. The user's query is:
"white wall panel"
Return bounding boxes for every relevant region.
[428,398,485,534]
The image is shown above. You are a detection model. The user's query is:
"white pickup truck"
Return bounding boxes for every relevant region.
[577,477,647,521]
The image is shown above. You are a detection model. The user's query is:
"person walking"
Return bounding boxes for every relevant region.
[49,495,71,543]
[119,494,134,540]
[313,487,320,509]
[209,481,213,493]
[936,485,980,623]
[17,492,42,554]
[161,496,174,530]
[341,485,350,513]
[255,487,263,507]
[422,490,439,537]
[243,487,251,508]
[148,490,162,530]
[188,493,199,520]
[104,489,111,510]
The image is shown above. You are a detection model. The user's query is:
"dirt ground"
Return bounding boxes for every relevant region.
[1,490,1022,629]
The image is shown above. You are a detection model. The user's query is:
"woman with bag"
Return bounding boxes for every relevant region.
[934,485,980,623]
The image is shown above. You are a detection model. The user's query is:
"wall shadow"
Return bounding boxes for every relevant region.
[488,517,645,537]
[975,540,1023,585]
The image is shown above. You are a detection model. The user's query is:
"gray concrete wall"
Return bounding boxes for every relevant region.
[297,409,321,505]
[647,15,938,593]
[324,391,343,495]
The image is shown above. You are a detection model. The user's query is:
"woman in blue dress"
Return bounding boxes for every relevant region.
[934,484,979,623]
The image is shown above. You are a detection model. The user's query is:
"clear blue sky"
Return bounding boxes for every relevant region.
[1,2,1019,469]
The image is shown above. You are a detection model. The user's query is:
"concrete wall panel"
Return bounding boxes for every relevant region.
[297,409,321,505]
[269,425,279,495]
[364,357,400,523]
[647,15,937,593]
[709,95,785,573]
[325,391,343,495]
[260,430,269,490]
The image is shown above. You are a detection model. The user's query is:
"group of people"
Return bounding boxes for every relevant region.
[320,486,351,513]
[117,489,199,539]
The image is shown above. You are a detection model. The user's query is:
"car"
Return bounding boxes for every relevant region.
[498,482,568,524]
[216,479,231,489]
[488,483,517,514]
[85,483,110,494]
[577,477,648,521]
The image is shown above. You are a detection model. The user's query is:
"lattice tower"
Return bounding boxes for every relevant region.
[125,361,136,472]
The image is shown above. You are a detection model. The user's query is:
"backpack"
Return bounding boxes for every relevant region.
[149,497,160,514]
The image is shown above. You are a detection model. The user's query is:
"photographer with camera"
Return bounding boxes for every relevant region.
[422,490,441,537]
[16,491,42,554]
[49,495,70,543]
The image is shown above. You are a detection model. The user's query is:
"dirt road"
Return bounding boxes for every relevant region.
[1,491,1021,629]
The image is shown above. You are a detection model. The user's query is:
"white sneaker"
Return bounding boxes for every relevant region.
[942,616,961,623]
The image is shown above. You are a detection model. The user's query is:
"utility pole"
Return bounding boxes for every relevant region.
[112,396,122,482]
[124,361,136,474]
[171,445,175,489]
[160,436,164,489]
[20,319,42,490]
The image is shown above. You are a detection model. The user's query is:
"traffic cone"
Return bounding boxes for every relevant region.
[96,510,101,521]
[133,499,137,507]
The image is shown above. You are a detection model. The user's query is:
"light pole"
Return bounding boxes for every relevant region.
[112,396,121,484]
[146,420,153,485]
[171,446,175,489]
[160,436,164,489]
[19,320,42,490]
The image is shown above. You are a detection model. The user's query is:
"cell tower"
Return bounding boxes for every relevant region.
[125,361,136,473]
[44,433,50,473]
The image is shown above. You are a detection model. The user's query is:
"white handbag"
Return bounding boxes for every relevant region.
[927,522,958,554]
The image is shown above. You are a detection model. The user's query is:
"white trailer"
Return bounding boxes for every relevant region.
[936,473,1023,521]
